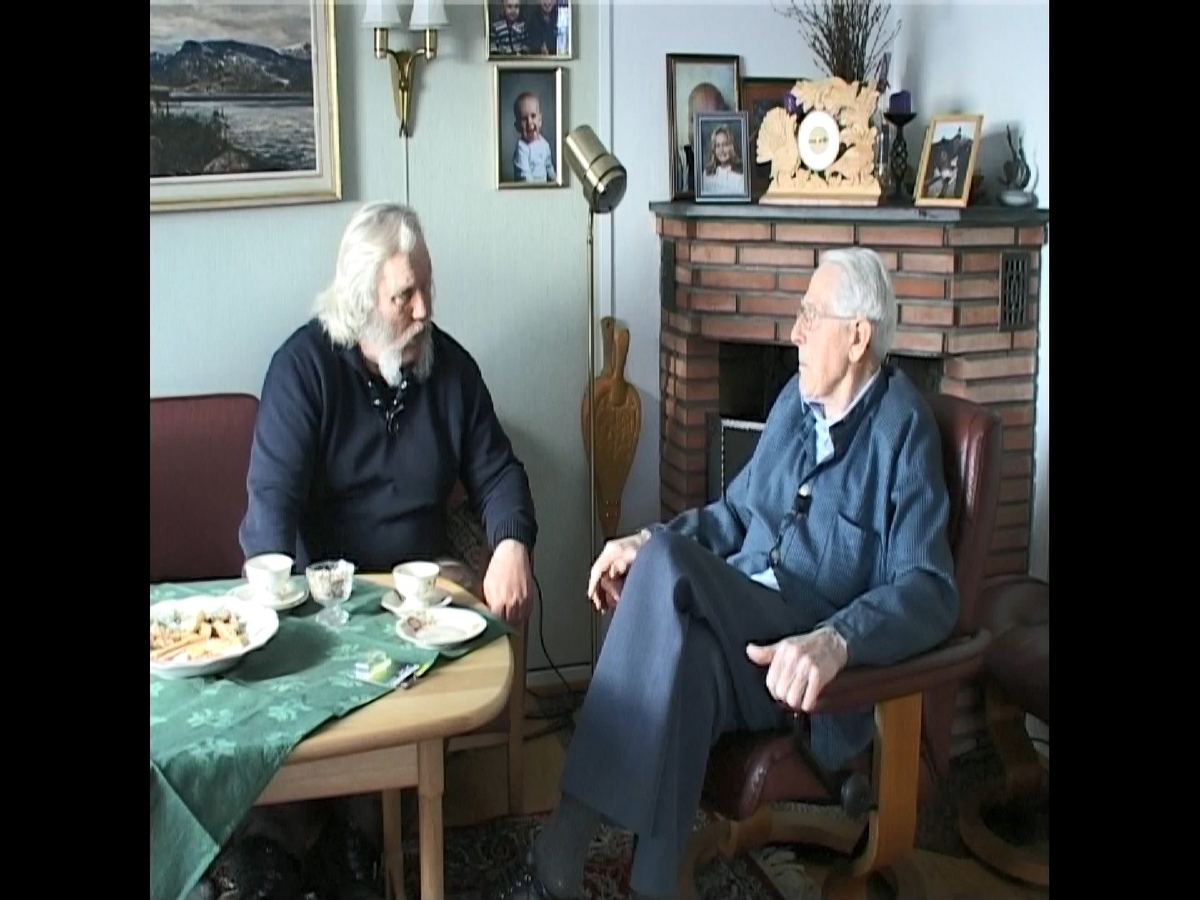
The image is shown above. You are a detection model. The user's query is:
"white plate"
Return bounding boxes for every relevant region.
[231,578,309,612]
[380,588,452,617]
[395,607,487,649]
[150,595,280,679]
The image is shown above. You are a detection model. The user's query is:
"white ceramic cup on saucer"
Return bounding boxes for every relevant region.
[244,553,294,597]
[392,561,441,608]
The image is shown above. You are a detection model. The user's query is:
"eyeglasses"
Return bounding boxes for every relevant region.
[796,299,860,332]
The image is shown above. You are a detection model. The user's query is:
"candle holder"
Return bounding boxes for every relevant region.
[883,111,916,200]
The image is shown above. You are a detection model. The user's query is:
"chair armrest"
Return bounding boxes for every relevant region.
[808,630,991,715]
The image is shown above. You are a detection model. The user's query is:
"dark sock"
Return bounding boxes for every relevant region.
[532,793,600,898]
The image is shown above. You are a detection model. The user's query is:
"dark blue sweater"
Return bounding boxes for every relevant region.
[239,321,537,573]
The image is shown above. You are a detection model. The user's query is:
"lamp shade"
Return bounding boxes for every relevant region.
[361,0,404,28]
[409,0,449,30]
[565,126,627,215]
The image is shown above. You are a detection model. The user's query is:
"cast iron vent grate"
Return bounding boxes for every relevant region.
[999,251,1031,331]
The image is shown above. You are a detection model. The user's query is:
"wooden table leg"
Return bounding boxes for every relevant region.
[418,739,445,900]
[382,788,405,900]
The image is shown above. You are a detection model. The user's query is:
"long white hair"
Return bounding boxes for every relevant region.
[315,202,428,347]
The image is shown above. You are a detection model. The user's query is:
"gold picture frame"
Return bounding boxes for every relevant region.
[486,1,574,60]
[493,64,565,190]
[150,0,341,213]
[913,114,984,209]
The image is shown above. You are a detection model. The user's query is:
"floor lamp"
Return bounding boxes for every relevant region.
[563,125,627,671]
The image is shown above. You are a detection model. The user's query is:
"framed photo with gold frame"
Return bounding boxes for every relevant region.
[493,64,565,189]
[666,53,741,200]
[150,0,341,213]
[740,77,795,200]
[913,114,984,208]
[486,1,574,60]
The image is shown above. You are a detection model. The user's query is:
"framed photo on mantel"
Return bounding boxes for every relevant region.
[740,77,795,200]
[913,114,984,208]
[693,111,751,203]
[666,53,742,200]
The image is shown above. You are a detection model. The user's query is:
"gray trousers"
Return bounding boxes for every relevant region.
[560,531,828,897]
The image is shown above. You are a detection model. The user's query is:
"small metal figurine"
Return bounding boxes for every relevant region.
[998,126,1035,206]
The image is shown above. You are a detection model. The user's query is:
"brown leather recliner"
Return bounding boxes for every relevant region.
[685,392,1003,899]
[150,393,260,582]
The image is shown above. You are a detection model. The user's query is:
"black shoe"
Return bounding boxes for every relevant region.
[204,833,304,899]
[304,813,383,900]
[483,849,559,900]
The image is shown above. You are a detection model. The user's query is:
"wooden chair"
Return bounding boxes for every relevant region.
[686,393,1003,899]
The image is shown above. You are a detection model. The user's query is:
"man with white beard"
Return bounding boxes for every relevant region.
[239,201,538,628]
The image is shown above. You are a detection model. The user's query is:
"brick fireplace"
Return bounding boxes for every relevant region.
[653,202,1049,580]
[652,203,1050,754]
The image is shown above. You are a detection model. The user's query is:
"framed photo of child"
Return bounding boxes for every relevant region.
[913,114,984,208]
[693,111,751,203]
[493,64,565,189]
[487,1,574,60]
[666,53,742,200]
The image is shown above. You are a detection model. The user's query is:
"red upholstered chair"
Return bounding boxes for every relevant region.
[685,393,1003,899]
[150,393,259,582]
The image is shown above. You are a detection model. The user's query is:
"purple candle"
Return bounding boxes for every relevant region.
[888,90,912,115]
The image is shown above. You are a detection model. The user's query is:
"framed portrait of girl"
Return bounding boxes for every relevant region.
[693,110,751,203]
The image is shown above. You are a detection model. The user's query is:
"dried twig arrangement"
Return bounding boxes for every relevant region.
[774,0,901,85]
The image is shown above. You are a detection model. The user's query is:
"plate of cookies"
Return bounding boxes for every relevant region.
[150,595,280,679]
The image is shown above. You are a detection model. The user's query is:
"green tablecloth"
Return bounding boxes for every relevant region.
[149,577,511,900]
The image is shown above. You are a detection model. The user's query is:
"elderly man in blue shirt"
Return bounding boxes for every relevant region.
[492,247,959,900]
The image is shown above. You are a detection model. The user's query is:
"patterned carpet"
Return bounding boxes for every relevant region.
[401,807,816,900]
[400,749,1018,900]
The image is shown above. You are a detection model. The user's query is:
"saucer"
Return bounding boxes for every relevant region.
[381,588,453,617]
[232,578,309,612]
[395,606,487,649]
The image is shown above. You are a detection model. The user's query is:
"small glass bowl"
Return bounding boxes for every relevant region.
[305,559,356,626]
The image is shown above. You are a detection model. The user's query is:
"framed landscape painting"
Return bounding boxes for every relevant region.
[150,0,341,213]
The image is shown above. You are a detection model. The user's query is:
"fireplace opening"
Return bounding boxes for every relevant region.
[717,342,944,424]
[706,344,945,502]
[719,342,797,421]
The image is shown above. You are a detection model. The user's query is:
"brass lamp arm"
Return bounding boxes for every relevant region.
[374,27,439,139]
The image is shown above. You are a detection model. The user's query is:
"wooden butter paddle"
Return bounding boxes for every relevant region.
[581,319,642,540]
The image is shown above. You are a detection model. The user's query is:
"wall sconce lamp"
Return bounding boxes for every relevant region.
[361,0,449,138]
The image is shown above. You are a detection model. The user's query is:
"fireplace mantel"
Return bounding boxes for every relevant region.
[649,200,1050,227]
[653,200,1049,580]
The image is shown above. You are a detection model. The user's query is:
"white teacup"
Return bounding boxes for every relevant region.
[392,561,441,607]
[244,553,294,597]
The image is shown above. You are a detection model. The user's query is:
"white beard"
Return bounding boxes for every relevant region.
[362,315,435,388]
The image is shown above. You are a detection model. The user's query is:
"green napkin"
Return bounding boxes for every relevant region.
[149,577,509,900]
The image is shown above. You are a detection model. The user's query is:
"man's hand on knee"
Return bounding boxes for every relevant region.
[587,529,651,612]
[745,626,849,712]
